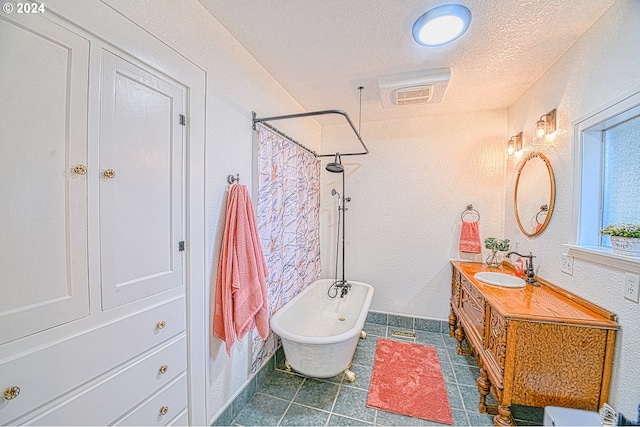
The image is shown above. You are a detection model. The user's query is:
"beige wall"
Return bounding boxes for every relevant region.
[320,110,508,319]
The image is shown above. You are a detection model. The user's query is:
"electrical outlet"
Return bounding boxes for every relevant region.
[624,273,640,302]
[561,253,574,275]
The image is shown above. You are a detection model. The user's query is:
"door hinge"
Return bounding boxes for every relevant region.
[179,241,185,252]
[179,114,186,126]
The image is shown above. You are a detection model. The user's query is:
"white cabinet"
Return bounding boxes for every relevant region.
[0,8,189,426]
[0,10,90,346]
[99,50,185,310]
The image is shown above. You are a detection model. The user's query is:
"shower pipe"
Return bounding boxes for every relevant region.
[252,109,369,158]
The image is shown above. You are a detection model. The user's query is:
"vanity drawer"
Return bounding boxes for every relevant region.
[459,277,486,344]
[460,275,483,301]
[0,296,185,425]
[113,373,187,426]
[25,334,187,425]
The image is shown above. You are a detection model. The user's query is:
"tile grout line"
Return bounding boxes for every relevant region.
[275,376,306,426]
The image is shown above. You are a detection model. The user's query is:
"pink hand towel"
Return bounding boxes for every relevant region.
[213,184,269,355]
[459,221,481,254]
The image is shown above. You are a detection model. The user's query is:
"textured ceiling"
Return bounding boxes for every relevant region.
[197,0,614,124]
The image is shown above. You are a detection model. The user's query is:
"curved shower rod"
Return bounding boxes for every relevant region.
[252,109,369,158]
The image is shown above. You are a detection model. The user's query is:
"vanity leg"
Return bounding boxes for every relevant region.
[449,307,457,337]
[494,405,515,426]
[454,321,472,356]
[477,367,491,414]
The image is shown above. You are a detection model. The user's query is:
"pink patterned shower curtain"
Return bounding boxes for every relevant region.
[251,127,321,372]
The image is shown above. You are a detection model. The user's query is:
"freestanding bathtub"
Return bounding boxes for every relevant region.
[269,279,374,379]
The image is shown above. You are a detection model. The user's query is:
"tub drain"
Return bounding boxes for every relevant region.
[338,317,345,321]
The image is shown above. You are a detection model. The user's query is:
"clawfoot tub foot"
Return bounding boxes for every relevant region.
[284,360,292,372]
[360,330,367,339]
[344,367,356,383]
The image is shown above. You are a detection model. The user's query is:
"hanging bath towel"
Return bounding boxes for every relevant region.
[459,221,481,254]
[213,184,269,355]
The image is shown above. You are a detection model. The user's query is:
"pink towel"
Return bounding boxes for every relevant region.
[213,184,269,355]
[534,222,544,233]
[459,221,481,253]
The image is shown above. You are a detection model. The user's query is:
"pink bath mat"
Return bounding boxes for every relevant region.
[366,338,454,425]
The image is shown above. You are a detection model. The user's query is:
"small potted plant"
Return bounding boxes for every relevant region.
[484,237,511,267]
[600,224,640,256]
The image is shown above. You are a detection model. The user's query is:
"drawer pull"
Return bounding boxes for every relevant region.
[159,406,169,416]
[492,326,501,338]
[73,164,87,175]
[102,169,116,179]
[156,321,166,330]
[3,386,20,401]
[158,365,168,375]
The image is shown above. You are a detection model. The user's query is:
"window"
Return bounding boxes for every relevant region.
[569,88,640,272]
[601,116,640,245]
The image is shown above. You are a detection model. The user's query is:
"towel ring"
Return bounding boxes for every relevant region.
[535,204,548,224]
[461,204,480,222]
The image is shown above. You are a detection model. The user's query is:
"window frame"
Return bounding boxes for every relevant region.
[568,86,640,273]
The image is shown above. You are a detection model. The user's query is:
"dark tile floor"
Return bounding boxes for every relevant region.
[230,323,544,426]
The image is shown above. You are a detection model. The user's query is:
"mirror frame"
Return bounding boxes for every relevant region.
[514,151,556,237]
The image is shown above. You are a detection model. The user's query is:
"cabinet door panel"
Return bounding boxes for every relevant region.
[99,50,185,310]
[0,14,89,345]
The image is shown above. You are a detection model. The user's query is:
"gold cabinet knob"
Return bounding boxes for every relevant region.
[159,406,169,416]
[158,365,168,375]
[72,165,87,175]
[3,386,20,401]
[156,320,166,330]
[102,169,116,179]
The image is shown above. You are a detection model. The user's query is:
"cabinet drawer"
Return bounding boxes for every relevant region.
[26,334,186,426]
[113,373,187,426]
[167,409,188,426]
[459,277,485,343]
[0,296,185,425]
[460,275,483,301]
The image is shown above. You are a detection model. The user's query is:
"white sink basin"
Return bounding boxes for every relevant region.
[474,272,526,288]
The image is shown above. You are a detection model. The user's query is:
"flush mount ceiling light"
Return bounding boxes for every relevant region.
[412,4,472,46]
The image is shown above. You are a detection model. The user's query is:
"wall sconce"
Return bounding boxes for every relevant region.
[507,131,523,155]
[535,109,556,138]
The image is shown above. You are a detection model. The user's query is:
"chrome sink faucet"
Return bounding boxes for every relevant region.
[506,251,539,286]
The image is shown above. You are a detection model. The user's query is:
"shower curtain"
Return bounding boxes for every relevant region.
[251,126,321,372]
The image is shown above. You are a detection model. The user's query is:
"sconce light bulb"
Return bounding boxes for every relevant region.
[507,140,515,155]
[535,120,547,138]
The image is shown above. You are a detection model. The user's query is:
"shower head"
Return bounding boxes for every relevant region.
[325,153,344,173]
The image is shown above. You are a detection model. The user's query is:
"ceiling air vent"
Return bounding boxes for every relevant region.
[379,67,451,109]
[392,85,434,105]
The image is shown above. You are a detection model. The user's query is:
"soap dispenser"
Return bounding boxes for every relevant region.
[513,242,523,277]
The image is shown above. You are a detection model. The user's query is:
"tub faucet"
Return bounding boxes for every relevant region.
[506,251,538,286]
[336,281,351,298]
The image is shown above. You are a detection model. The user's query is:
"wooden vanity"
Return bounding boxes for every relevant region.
[449,261,618,426]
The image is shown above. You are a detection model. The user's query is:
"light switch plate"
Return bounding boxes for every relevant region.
[624,273,640,302]
[561,253,574,275]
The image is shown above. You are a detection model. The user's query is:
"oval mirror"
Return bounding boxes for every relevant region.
[514,151,556,237]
